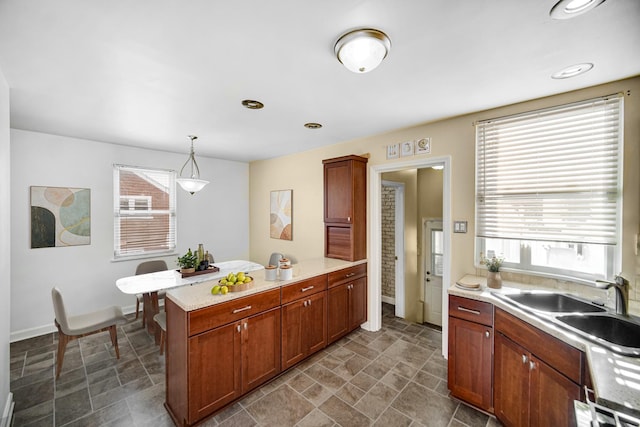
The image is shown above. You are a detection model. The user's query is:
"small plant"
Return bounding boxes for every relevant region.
[481,253,504,272]
[177,248,198,269]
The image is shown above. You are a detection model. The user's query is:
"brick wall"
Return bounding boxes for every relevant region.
[381,185,396,299]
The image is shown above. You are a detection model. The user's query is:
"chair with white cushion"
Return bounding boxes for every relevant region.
[134,260,168,327]
[52,286,127,379]
[154,311,167,355]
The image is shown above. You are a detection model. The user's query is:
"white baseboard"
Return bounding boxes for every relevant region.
[0,392,14,427]
[381,295,395,305]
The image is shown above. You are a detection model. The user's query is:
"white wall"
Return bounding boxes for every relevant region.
[10,129,250,340]
[0,66,12,423]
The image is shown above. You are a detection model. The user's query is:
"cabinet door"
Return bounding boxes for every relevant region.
[327,283,349,344]
[281,299,306,370]
[188,321,241,422]
[242,307,281,393]
[305,291,327,355]
[494,333,530,427]
[348,277,367,331]
[448,317,493,411]
[324,161,352,223]
[530,356,580,427]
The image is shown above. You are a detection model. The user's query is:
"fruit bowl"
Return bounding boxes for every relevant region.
[211,272,254,295]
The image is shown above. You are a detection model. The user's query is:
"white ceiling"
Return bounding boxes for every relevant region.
[0,0,639,162]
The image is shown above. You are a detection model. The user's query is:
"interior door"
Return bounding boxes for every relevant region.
[424,219,443,326]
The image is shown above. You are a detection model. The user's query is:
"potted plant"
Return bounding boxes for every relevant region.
[177,248,198,274]
[481,253,504,289]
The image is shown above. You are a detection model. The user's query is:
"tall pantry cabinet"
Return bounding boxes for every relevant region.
[323,155,368,261]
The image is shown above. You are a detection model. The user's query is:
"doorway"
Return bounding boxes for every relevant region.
[381,180,405,318]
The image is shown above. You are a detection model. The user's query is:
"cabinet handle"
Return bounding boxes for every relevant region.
[232,305,252,314]
[345,272,356,278]
[457,306,481,316]
[301,286,314,292]
[347,216,351,222]
[485,331,490,338]
[244,322,248,330]
[303,301,308,307]
[237,324,241,333]
[308,299,312,306]
[522,354,528,364]
[529,360,535,371]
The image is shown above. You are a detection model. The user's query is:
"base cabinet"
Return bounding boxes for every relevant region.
[447,296,494,412]
[494,308,582,427]
[327,268,367,345]
[282,290,327,370]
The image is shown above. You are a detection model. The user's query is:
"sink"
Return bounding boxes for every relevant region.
[500,292,606,313]
[556,314,640,351]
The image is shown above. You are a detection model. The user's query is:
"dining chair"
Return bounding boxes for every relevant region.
[134,260,168,327]
[154,311,167,355]
[51,286,127,379]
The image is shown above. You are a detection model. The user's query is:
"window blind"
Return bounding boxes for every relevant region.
[114,165,177,258]
[476,94,623,246]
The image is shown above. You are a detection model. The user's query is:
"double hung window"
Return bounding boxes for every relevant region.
[113,165,176,259]
[475,94,623,282]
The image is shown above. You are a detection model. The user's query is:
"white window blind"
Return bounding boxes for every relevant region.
[476,94,623,246]
[114,165,176,259]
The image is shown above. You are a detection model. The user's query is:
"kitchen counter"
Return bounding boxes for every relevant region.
[449,275,640,418]
[166,257,367,312]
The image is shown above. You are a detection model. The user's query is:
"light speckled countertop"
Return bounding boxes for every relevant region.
[166,257,367,311]
[449,275,640,418]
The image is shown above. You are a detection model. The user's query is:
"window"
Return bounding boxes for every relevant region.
[114,165,176,259]
[475,94,623,282]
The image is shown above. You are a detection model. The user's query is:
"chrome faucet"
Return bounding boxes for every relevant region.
[595,275,629,316]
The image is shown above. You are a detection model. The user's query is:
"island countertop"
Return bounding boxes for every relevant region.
[166,257,367,312]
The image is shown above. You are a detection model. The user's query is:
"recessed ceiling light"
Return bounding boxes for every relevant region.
[550,0,606,19]
[241,99,264,109]
[304,123,323,129]
[551,63,594,79]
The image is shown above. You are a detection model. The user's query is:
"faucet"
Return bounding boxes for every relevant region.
[595,274,629,316]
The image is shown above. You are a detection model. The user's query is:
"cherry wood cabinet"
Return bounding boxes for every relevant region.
[281,275,328,370]
[494,308,582,427]
[323,155,368,261]
[327,264,367,344]
[447,296,494,412]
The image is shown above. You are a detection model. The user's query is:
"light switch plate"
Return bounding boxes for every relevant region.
[454,221,467,233]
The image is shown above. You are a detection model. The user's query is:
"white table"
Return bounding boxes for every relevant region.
[116,260,264,340]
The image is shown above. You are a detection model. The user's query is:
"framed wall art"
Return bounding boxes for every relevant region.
[30,186,91,248]
[270,189,292,240]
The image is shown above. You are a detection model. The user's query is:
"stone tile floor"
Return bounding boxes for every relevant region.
[10,304,501,426]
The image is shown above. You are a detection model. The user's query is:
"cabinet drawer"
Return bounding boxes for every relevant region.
[188,289,281,336]
[449,295,493,326]
[328,263,367,288]
[495,308,583,384]
[281,274,327,305]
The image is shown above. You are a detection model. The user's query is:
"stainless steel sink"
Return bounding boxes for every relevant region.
[556,314,640,352]
[499,292,606,313]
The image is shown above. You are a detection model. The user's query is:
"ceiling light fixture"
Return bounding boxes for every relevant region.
[176,135,209,195]
[334,28,391,73]
[242,99,264,109]
[304,122,323,129]
[550,0,606,19]
[551,62,594,79]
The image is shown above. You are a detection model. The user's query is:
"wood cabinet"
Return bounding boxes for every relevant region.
[166,289,281,426]
[327,264,367,344]
[494,308,582,427]
[323,155,368,261]
[447,295,494,412]
[281,275,328,370]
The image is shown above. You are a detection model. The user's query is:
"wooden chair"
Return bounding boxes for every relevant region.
[51,286,127,379]
[153,311,167,355]
[134,260,168,327]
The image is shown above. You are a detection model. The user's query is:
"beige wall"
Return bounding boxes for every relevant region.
[249,76,640,315]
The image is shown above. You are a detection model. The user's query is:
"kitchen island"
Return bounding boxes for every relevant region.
[163,257,368,427]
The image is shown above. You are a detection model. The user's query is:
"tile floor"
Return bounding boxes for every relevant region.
[10,304,501,426]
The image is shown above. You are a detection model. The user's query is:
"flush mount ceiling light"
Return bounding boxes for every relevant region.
[241,99,264,109]
[334,28,391,73]
[176,135,209,195]
[304,122,323,129]
[550,0,606,19]
[551,62,594,79]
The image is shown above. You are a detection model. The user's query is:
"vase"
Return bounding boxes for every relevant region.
[180,267,195,274]
[487,271,502,289]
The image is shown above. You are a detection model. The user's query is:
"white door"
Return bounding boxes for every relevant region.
[424,219,443,326]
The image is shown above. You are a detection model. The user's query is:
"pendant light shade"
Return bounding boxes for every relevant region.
[176,135,209,195]
[334,28,391,73]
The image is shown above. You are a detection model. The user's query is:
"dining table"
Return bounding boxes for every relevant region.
[116,259,265,342]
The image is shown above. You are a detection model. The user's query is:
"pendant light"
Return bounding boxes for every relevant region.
[176,135,209,195]
[334,28,391,73]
